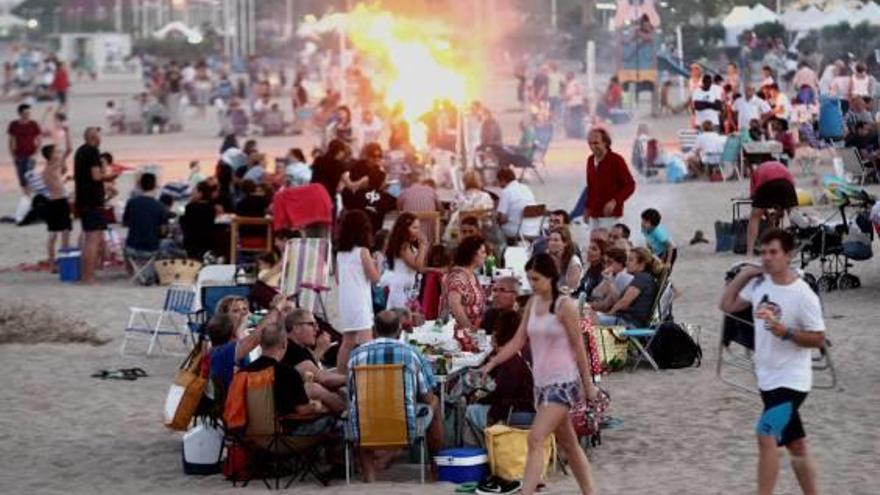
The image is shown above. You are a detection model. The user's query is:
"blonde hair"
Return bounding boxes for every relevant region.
[462,170,483,190]
[216,295,248,316]
[630,247,665,277]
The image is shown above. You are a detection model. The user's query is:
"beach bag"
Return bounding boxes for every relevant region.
[485,424,555,482]
[182,421,223,475]
[570,387,611,441]
[164,340,209,431]
[156,258,203,286]
[714,220,734,252]
[595,326,629,372]
[646,321,702,369]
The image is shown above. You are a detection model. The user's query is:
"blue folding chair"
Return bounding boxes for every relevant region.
[121,284,197,356]
[200,284,252,320]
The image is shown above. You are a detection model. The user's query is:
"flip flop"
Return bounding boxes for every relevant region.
[120,368,148,378]
[91,369,137,381]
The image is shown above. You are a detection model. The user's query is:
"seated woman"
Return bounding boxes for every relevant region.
[589,247,633,313]
[595,247,663,328]
[464,309,535,447]
[573,238,607,300]
[445,236,488,350]
[444,170,495,244]
[546,227,583,292]
[207,304,282,396]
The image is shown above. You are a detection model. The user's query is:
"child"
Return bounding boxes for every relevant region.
[641,208,675,266]
[99,152,121,202]
[40,144,72,269]
[187,160,205,189]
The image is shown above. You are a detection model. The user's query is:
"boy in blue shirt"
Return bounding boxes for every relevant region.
[641,208,675,265]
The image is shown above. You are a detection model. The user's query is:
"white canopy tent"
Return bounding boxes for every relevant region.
[861,2,880,25]
[723,5,780,46]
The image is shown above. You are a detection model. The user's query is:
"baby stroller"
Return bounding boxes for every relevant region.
[790,177,876,292]
[717,262,837,394]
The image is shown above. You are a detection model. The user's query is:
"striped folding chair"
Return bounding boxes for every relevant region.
[279,238,332,319]
[121,284,196,356]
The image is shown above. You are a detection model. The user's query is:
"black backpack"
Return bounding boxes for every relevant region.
[646,322,702,369]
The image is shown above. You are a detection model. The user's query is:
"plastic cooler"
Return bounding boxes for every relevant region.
[57,249,81,282]
[434,447,488,484]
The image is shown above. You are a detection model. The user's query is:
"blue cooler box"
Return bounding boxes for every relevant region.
[434,447,488,484]
[57,249,81,282]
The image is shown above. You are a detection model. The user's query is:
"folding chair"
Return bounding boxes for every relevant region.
[230,216,274,265]
[345,364,429,484]
[413,211,442,247]
[121,284,197,356]
[837,147,874,186]
[617,268,675,371]
[200,284,252,320]
[677,128,699,154]
[224,366,333,489]
[279,237,332,318]
[126,252,158,285]
[517,204,546,247]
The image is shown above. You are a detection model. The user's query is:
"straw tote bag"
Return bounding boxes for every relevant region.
[163,340,208,431]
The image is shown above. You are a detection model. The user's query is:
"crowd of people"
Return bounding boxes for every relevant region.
[4,37,842,493]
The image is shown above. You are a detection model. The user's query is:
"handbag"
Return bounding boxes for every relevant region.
[569,387,611,440]
[484,424,555,482]
[164,339,208,431]
[594,326,628,372]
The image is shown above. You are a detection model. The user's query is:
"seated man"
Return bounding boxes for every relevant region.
[464,309,534,447]
[346,311,443,483]
[844,96,874,137]
[225,320,329,450]
[686,120,727,178]
[496,167,538,242]
[122,172,170,283]
[609,222,632,249]
[262,102,286,136]
[845,121,880,164]
[532,209,575,255]
[283,309,347,413]
[481,276,521,335]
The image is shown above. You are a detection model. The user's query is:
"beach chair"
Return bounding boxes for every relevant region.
[121,284,197,356]
[279,238,332,319]
[413,211,442,247]
[717,264,837,394]
[223,365,333,489]
[126,251,158,285]
[200,284,251,320]
[230,216,274,266]
[616,268,675,371]
[837,147,875,186]
[517,204,546,247]
[677,129,699,154]
[344,364,429,484]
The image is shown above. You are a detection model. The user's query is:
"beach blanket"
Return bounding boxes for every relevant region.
[271,184,333,232]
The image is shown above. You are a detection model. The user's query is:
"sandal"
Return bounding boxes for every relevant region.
[91,369,137,381]
[120,368,148,379]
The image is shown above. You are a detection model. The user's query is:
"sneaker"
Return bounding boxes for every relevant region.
[476,476,522,495]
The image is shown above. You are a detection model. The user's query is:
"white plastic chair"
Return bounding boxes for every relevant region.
[192,264,237,312]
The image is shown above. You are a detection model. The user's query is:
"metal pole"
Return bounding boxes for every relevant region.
[286,0,294,39]
[551,0,557,30]
[222,0,231,58]
[676,24,685,103]
[115,0,123,32]
[587,40,596,116]
[248,0,256,57]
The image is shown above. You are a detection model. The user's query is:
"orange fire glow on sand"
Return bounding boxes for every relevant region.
[305,4,483,145]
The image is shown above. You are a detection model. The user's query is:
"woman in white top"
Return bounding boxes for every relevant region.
[851,63,875,101]
[482,254,598,495]
[546,227,583,291]
[335,210,381,373]
[444,170,495,243]
[381,212,428,310]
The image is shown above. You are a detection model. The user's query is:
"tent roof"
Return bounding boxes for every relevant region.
[153,21,201,40]
[0,12,26,28]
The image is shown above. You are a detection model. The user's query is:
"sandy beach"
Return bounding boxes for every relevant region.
[0,75,878,495]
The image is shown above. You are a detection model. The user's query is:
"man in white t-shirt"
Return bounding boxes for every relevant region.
[691,75,722,129]
[687,120,727,177]
[496,167,538,240]
[733,86,772,131]
[720,228,825,495]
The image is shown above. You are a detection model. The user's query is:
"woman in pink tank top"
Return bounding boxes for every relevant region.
[481,253,599,495]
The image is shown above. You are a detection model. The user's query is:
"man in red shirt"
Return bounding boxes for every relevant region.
[584,128,635,229]
[7,103,42,194]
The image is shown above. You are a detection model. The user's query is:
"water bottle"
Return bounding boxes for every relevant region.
[484,254,496,277]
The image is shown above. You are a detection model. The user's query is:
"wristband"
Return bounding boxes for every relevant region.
[782,327,795,341]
